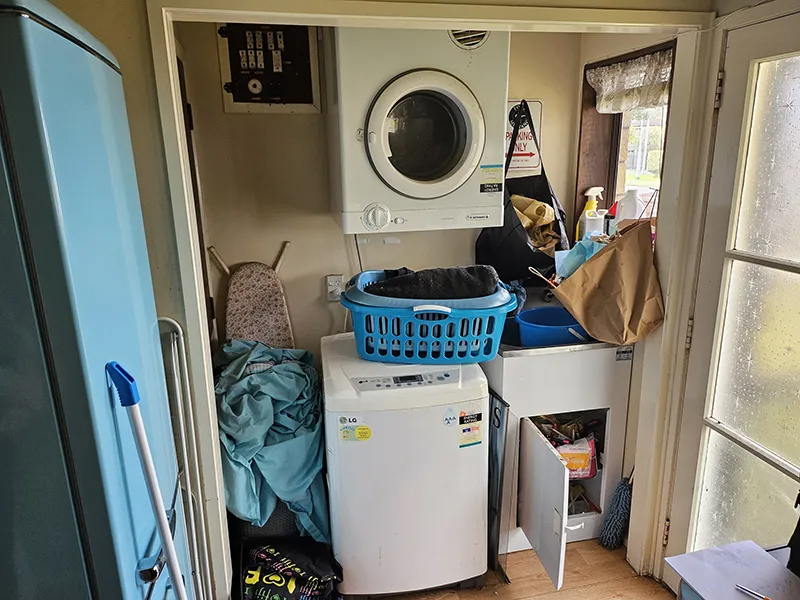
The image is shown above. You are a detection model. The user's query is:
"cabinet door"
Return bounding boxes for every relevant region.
[518,418,569,590]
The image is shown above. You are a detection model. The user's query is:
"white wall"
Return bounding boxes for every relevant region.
[176,23,583,358]
[581,32,671,65]
[712,0,754,16]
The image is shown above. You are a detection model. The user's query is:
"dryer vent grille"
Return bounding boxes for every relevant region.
[448,30,489,50]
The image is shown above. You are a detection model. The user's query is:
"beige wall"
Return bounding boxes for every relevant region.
[46,1,710,336]
[175,24,583,357]
[509,33,582,222]
[45,0,674,470]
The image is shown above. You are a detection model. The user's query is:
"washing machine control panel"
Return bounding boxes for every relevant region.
[350,369,458,391]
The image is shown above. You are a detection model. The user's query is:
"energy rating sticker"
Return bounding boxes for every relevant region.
[339,415,372,442]
[459,410,482,448]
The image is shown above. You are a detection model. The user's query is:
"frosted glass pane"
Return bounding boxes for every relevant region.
[712,261,800,465]
[735,54,800,262]
[693,430,798,551]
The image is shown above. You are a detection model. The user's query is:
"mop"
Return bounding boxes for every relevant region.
[106,362,189,600]
[598,468,634,550]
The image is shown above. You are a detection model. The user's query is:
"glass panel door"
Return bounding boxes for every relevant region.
[733,55,800,263]
[663,13,800,592]
[692,50,800,551]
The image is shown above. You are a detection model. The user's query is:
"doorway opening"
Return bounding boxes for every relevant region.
[147,2,711,596]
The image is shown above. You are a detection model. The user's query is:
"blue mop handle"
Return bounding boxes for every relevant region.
[105,362,189,600]
[106,361,141,406]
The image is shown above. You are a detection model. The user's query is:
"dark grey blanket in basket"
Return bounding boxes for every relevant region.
[364,266,499,300]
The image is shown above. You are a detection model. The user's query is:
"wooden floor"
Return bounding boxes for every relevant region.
[399,542,675,600]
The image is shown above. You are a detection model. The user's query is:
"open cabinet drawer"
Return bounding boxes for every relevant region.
[517,417,577,590]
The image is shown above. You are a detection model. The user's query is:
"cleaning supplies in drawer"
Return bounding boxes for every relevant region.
[533,415,598,480]
[557,437,597,480]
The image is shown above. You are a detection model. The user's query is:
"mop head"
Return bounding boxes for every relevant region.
[598,476,633,550]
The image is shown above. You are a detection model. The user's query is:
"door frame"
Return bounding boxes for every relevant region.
[145,1,711,596]
[654,0,800,589]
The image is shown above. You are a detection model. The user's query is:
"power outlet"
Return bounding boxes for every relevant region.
[326,274,344,302]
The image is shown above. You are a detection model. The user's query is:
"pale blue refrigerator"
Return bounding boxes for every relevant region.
[0,1,195,598]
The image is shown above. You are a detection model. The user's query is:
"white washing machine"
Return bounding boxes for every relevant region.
[321,333,489,595]
[324,29,510,234]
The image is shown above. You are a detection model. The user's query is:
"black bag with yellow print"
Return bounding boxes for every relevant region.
[242,539,343,600]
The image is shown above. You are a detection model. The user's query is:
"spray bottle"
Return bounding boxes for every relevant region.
[576,186,604,242]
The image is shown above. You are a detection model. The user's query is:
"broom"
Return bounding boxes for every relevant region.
[598,468,634,550]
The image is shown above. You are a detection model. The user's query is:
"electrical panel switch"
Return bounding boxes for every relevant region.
[217,23,320,114]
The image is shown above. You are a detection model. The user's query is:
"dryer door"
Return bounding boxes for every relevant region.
[365,70,486,200]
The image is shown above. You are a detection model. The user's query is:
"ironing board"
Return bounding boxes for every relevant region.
[225,262,294,348]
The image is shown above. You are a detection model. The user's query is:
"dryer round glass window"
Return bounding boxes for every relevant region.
[366,70,486,200]
[385,91,467,182]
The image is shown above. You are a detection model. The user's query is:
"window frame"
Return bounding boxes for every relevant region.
[573,40,677,236]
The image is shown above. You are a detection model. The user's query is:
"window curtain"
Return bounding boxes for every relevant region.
[586,49,673,114]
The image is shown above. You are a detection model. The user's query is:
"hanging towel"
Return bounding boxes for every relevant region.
[215,340,330,543]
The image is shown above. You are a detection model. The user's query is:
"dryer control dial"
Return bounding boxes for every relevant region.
[362,204,391,231]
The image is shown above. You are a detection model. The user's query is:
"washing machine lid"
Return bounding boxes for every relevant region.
[364,70,486,200]
[321,333,488,412]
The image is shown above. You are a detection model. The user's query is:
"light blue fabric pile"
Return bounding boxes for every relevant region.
[555,239,608,280]
[215,340,330,543]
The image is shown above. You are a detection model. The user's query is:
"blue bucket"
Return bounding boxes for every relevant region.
[515,307,589,348]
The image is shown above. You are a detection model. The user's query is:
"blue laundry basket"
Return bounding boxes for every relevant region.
[341,271,517,364]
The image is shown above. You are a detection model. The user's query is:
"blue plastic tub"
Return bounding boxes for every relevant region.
[341,271,517,364]
[515,307,589,348]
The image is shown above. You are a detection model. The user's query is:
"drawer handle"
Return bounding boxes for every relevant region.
[565,522,585,531]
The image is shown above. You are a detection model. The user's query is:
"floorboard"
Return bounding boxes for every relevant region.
[397,542,675,600]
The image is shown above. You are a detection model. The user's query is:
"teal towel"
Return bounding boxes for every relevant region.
[215,340,329,543]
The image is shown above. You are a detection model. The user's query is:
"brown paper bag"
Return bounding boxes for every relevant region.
[553,221,664,345]
[511,194,561,257]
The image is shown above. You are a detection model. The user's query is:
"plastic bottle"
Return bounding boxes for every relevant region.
[583,209,609,237]
[576,186,603,242]
[610,189,646,235]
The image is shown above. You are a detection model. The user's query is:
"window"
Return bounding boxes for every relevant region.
[616,104,667,219]
[574,42,675,237]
